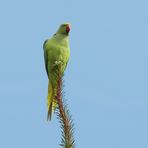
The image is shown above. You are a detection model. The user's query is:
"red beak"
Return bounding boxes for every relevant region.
[66,24,70,33]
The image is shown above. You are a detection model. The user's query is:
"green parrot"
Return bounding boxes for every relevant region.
[43,23,70,120]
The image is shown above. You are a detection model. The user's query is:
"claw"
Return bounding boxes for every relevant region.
[54,61,62,65]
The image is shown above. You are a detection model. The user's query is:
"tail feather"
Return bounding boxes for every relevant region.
[47,81,57,121]
[47,101,53,120]
[47,81,53,120]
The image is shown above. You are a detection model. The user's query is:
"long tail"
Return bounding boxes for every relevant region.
[47,81,57,120]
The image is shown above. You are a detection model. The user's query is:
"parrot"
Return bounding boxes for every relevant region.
[43,23,70,120]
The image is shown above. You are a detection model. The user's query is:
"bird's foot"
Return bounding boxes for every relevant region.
[52,61,63,71]
[54,61,62,65]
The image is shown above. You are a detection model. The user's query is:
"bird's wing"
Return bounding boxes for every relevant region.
[43,40,49,76]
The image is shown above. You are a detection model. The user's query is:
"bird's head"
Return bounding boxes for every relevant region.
[56,23,71,35]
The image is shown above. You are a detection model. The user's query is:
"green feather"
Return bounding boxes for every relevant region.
[43,23,70,120]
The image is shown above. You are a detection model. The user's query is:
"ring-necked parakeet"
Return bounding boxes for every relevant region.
[43,23,70,120]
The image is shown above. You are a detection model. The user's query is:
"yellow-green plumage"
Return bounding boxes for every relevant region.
[43,23,70,120]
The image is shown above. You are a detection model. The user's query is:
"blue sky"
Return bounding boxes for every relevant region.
[0,0,148,147]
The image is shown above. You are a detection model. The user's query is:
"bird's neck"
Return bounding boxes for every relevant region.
[54,34,69,46]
